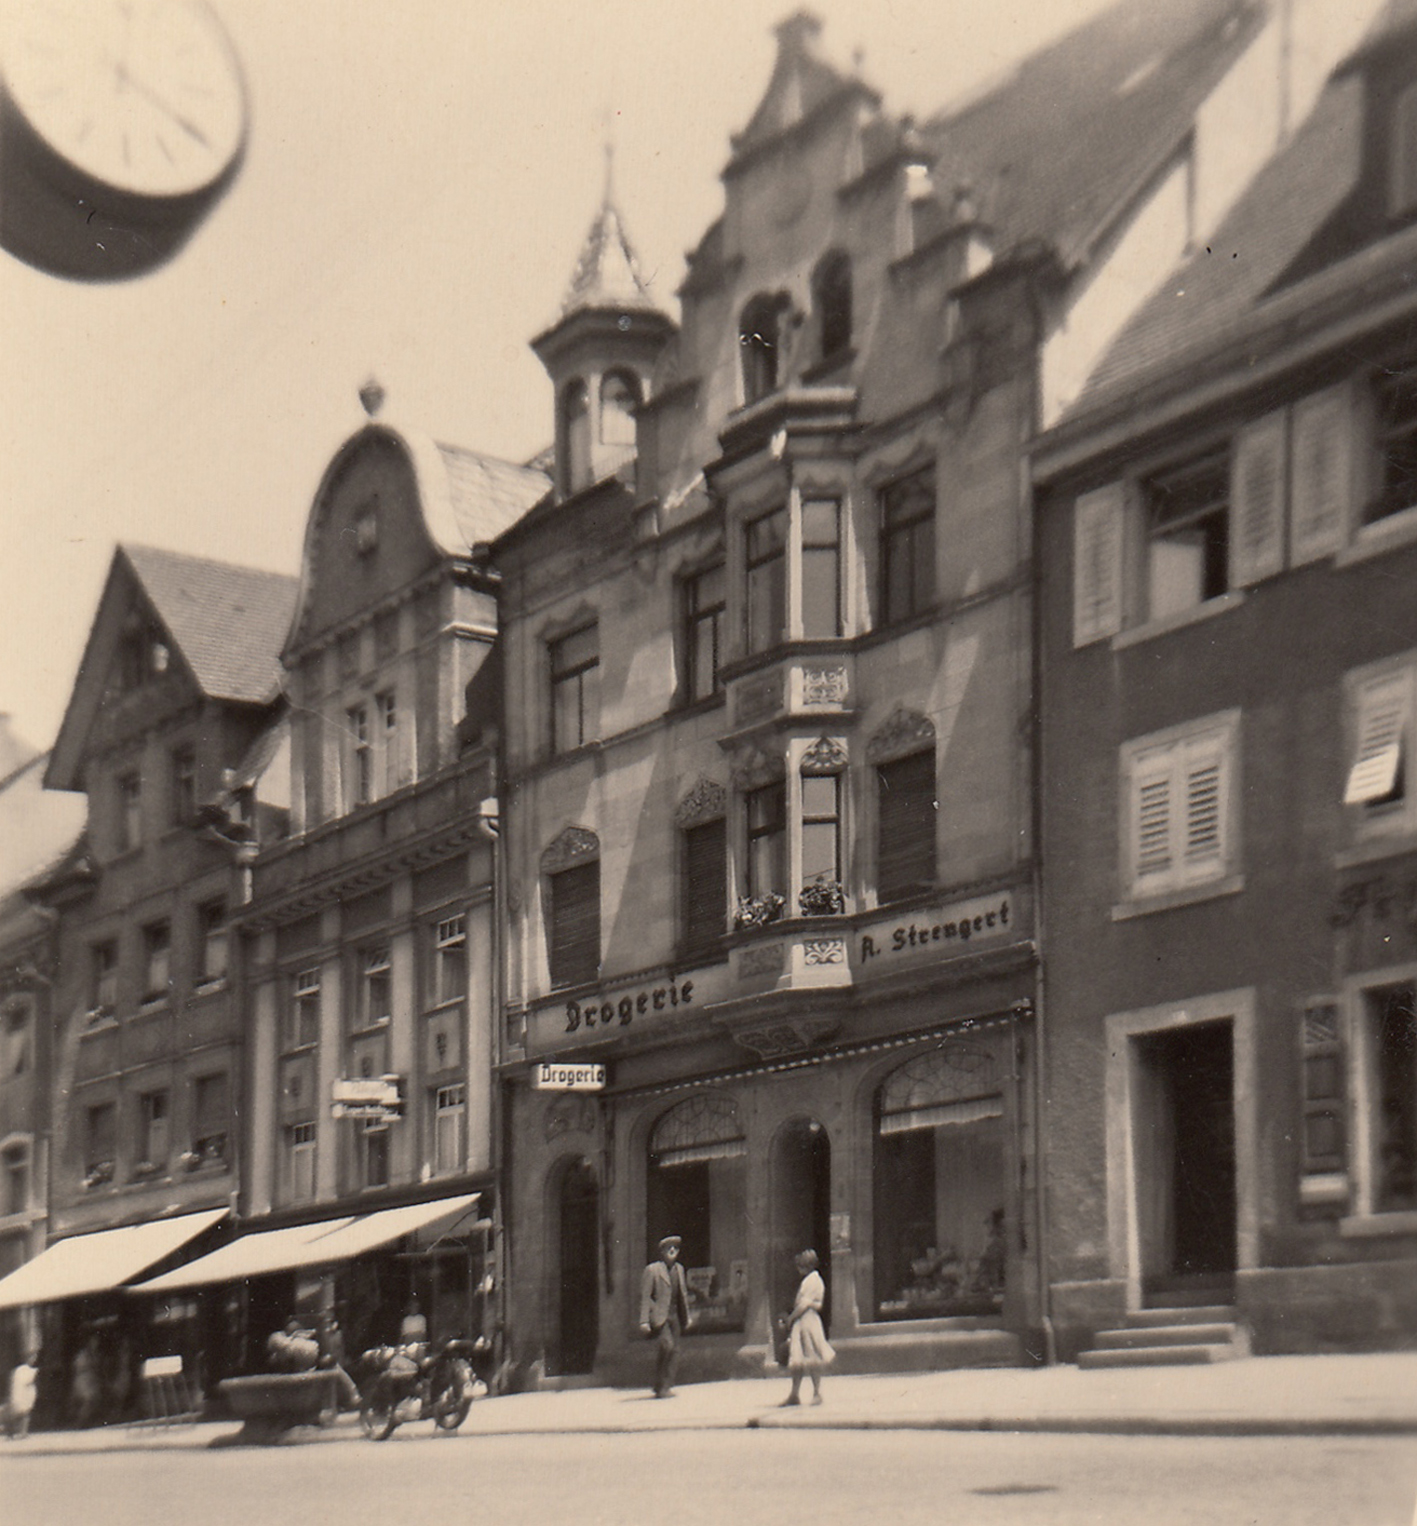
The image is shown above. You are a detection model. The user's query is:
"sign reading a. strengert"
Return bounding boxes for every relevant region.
[532,1062,606,1092]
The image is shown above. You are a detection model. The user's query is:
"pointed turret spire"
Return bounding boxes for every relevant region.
[558,157,660,320]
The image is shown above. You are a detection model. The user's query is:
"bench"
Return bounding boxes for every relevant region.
[215,1372,341,1446]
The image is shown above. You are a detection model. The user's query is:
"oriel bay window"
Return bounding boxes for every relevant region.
[799,739,846,914]
[745,508,787,655]
[745,781,787,904]
[873,1044,1007,1321]
[646,1094,748,1334]
[800,499,841,638]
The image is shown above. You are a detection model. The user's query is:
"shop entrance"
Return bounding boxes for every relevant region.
[1133,1019,1236,1299]
[769,1119,831,1332]
[556,1160,599,1374]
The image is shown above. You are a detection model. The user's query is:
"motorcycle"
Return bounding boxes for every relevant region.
[357,1336,489,1440]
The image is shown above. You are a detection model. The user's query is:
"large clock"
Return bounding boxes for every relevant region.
[0,0,247,281]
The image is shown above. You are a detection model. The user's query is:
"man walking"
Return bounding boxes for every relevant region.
[638,1233,690,1398]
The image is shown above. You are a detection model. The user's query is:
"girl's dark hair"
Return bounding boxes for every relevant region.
[796,1248,819,1270]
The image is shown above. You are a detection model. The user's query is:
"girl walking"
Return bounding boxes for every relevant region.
[780,1248,834,1406]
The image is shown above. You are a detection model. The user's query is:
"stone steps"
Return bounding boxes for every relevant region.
[1076,1306,1250,1369]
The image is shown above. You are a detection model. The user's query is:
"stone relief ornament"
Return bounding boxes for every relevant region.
[540,826,600,873]
[802,667,848,705]
[866,707,937,763]
[800,736,847,775]
[674,777,728,828]
[737,942,786,977]
[803,938,847,964]
[728,741,785,791]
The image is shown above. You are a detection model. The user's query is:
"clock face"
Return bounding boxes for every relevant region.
[1,0,246,201]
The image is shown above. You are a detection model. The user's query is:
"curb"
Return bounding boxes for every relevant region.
[746,1415,1417,1438]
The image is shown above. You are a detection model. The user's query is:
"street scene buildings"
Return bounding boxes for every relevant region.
[1,0,1414,1431]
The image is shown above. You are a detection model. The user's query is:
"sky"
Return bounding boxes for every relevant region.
[0,0,1116,759]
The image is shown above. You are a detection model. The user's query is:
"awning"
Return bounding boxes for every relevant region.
[0,1208,228,1310]
[131,1193,480,1293]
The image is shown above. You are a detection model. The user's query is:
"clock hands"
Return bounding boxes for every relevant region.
[112,59,211,149]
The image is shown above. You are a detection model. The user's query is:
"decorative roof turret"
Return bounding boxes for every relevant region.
[557,148,661,320]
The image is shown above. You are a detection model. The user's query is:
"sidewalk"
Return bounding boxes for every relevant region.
[4,1352,1416,1457]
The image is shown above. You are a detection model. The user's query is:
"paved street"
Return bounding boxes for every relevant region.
[6,1428,1417,1526]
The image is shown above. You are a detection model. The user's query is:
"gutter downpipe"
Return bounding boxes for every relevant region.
[476,785,509,1383]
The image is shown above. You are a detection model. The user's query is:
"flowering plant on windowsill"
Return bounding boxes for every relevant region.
[82,1161,114,1191]
[733,893,785,930]
[798,878,845,916]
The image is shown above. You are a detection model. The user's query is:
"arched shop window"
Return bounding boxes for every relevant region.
[873,1043,1007,1321]
[646,1093,748,1333]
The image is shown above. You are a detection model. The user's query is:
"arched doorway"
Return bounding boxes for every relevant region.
[770,1119,831,1331]
[556,1160,599,1375]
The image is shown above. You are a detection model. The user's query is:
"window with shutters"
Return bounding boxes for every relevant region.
[876,751,937,904]
[1072,484,1125,647]
[1228,412,1286,587]
[1144,450,1230,621]
[1343,656,1416,842]
[1118,710,1240,906]
[1290,383,1352,564]
[680,817,726,955]
[548,860,601,989]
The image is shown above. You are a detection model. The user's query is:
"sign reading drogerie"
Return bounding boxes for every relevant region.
[532,1062,607,1092]
[331,1076,405,1119]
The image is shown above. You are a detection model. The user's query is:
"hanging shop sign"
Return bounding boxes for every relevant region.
[331,1075,405,1120]
[531,1062,607,1092]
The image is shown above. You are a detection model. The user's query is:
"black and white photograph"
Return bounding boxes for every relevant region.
[1,1,1416,1521]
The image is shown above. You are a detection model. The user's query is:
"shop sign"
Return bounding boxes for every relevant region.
[331,1075,405,1120]
[527,962,731,1054]
[532,1062,606,1092]
[857,891,1016,967]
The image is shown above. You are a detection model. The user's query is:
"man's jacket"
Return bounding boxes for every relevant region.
[639,1258,690,1331]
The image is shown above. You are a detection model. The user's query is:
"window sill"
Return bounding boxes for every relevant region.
[424,997,466,1016]
[193,977,228,997]
[1111,873,1244,921]
[82,1012,118,1033]
[138,997,169,1015]
[1335,504,1417,567]
[1339,1210,1417,1238]
[1332,830,1417,870]
[1111,590,1246,651]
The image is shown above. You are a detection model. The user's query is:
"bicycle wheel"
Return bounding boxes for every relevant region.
[431,1360,472,1432]
[360,1380,399,1441]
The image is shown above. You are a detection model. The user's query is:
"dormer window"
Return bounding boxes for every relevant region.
[812,251,852,361]
[599,370,640,447]
[1390,80,1417,219]
[559,379,591,494]
[739,292,792,404]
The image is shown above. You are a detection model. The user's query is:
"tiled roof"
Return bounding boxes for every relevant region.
[558,197,661,320]
[1057,61,1368,425]
[123,544,298,705]
[433,442,551,547]
[0,749,85,894]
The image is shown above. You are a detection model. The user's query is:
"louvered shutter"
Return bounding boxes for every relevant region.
[1299,998,1346,1175]
[1345,668,1411,806]
[681,818,726,952]
[1181,733,1227,877]
[1073,482,1125,646]
[549,861,601,988]
[877,750,937,904]
[1290,384,1351,565]
[1229,411,1287,587]
[1132,753,1174,887]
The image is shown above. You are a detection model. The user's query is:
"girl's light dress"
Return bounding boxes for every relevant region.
[787,1269,836,1370]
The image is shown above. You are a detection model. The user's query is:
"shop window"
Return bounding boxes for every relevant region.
[745,507,787,655]
[117,771,142,853]
[89,940,119,1020]
[286,968,321,1051]
[873,1045,1007,1320]
[142,920,171,1005]
[801,499,841,639]
[1390,81,1417,219]
[197,901,228,988]
[432,915,467,1007]
[560,378,591,494]
[432,1083,465,1176]
[744,781,787,903]
[191,1073,229,1168]
[1360,984,1417,1214]
[1343,658,1414,839]
[84,1102,116,1188]
[876,751,937,905]
[647,1094,747,1334]
[547,860,600,990]
[880,467,935,627]
[136,1090,170,1172]
[549,624,600,754]
[600,370,640,448]
[739,292,791,404]
[680,816,727,955]
[812,250,852,361]
[3,999,31,1077]
[1118,710,1240,905]
[170,745,195,828]
[356,1118,389,1190]
[682,564,725,703]
[284,1121,317,1205]
[359,948,392,1028]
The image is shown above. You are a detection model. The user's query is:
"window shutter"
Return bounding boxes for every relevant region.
[877,750,937,903]
[1299,998,1346,1175]
[1133,758,1174,883]
[1181,735,1227,874]
[681,818,726,951]
[1345,668,1411,806]
[1290,384,1351,565]
[1073,482,1124,646]
[1229,411,1287,587]
[550,861,600,988]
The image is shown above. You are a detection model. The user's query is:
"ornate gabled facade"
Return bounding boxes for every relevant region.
[1032,0,1417,1361]
[14,545,295,1421]
[489,1,1357,1385]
